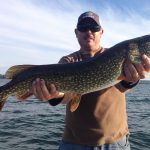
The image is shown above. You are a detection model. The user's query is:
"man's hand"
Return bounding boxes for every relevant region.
[32,78,64,102]
[124,54,150,82]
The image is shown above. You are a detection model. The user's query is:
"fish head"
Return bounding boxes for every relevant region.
[128,35,150,63]
[138,35,150,56]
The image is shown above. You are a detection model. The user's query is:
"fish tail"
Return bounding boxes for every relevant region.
[0,87,8,111]
[0,100,6,111]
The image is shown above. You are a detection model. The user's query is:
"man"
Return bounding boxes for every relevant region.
[32,11,150,150]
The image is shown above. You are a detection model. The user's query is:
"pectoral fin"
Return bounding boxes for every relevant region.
[70,93,82,112]
[117,74,125,80]
[16,90,33,100]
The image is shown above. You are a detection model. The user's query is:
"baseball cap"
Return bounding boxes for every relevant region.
[77,11,101,28]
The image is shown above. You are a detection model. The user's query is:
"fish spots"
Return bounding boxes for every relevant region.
[128,43,141,63]
[0,34,149,111]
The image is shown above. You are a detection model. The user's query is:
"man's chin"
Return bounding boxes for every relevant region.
[85,42,93,48]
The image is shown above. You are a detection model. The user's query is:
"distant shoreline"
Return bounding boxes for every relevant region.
[140,79,150,84]
[0,74,4,79]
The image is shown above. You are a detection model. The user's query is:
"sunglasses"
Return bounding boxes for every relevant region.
[77,25,101,32]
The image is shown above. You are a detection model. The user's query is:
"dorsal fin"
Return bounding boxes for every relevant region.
[5,65,35,79]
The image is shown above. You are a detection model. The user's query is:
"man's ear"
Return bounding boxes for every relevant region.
[100,28,104,35]
[74,29,78,37]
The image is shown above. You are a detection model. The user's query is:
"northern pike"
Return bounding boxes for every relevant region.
[0,35,150,112]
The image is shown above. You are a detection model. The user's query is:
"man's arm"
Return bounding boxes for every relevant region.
[116,54,150,92]
[31,57,72,105]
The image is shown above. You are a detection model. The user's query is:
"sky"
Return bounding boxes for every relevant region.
[0,0,150,79]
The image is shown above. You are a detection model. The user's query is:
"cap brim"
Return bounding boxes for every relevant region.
[77,17,100,27]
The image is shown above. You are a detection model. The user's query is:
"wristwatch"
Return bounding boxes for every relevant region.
[120,80,139,89]
[48,95,65,106]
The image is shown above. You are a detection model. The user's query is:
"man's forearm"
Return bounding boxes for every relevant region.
[115,80,139,92]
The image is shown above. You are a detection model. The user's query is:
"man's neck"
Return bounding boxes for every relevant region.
[80,46,103,57]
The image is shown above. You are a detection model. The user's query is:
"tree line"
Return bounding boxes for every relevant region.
[0,74,4,78]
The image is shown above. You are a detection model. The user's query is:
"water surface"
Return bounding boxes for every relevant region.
[0,79,149,150]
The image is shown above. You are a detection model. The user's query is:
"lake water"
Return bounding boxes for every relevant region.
[0,79,150,150]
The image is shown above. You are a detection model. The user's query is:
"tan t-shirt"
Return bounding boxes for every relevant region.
[59,49,129,146]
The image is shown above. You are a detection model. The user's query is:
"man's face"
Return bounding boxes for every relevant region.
[75,19,103,51]
[75,29,102,50]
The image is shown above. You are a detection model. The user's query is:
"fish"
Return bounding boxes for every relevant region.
[0,35,150,112]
